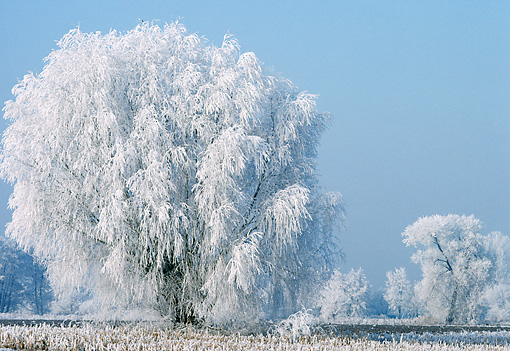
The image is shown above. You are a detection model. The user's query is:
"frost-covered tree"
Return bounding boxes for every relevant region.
[383,267,413,318]
[0,235,51,314]
[318,268,369,322]
[403,214,498,324]
[366,289,388,317]
[483,284,510,323]
[481,231,510,322]
[0,23,343,324]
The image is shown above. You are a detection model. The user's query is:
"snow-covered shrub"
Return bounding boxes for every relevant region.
[318,268,369,322]
[273,308,317,340]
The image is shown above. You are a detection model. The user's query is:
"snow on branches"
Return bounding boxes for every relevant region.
[0,22,343,324]
[403,214,507,324]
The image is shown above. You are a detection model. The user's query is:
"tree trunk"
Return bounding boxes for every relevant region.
[159,260,197,324]
[173,299,197,324]
[446,286,458,324]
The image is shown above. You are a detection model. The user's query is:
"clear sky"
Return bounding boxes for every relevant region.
[1,1,509,289]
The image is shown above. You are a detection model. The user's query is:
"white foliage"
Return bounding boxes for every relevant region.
[403,214,507,324]
[1,324,509,351]
[0,22,343,324]
[262,184,310,249]
[318,268,369,322]
[483,284,510,323]
[383,268,414,318]
[273,308,317,340]
[481,231,510,322]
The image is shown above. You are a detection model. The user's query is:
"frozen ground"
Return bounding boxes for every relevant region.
[0,323,509,351]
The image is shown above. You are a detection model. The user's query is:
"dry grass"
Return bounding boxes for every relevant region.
[0,323,507,351]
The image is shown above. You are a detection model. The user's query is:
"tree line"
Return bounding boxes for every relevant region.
[318,215,510,324]
[1,213,508,325]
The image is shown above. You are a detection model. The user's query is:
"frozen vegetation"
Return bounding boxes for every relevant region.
[0,21,509,336]
[0,21,342,325]
[0,323,509,350]
[402,215,510,324]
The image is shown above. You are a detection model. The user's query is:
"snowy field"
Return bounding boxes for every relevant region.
[0,324,509,350]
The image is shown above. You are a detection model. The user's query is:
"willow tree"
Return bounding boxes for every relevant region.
[0,23,343,324]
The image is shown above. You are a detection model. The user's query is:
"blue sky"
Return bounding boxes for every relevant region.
[1,1,509,288]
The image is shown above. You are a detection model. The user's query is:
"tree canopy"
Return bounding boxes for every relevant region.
[403,214,504,323]
[384,267,413,319]
[0,22,343,324]
[318,268,369,322]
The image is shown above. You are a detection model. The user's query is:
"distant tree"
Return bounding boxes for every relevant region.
[318,268,369,322]
[0,245,19,313]
[366,289,388,317]
[403,214,499,324]
[0,23,343,324]
[30,263,52,315]
[481,231,510,322]
[0,235,51,314]
[383,267,413,318]
[483,284,510,323]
